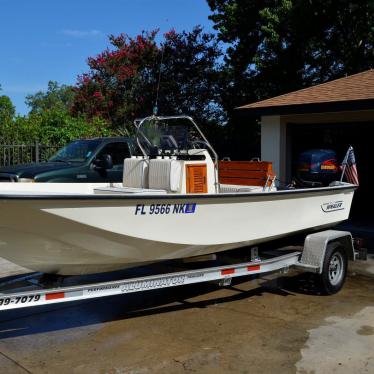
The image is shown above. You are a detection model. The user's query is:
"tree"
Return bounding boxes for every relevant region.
[1,110,110,146]
[26,81,75,114]
[207,0,374,158]
[72,27,224,137]
[15,81,111,146]
[155,27,224,126]
[0,84,110,146]
[72,30,159,130]
[0,85,16,126]
[208,0,374,104]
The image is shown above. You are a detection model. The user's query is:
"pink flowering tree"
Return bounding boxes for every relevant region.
[72,27,223,134]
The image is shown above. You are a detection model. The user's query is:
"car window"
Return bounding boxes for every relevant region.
[97,142,131,166]
[50,140,101,162]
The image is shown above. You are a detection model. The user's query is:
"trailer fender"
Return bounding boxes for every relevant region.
[298,230,354,274]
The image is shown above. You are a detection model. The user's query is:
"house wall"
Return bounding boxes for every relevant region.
[260,115,287,180]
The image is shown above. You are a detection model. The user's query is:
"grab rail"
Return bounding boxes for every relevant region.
[135,115,220,193]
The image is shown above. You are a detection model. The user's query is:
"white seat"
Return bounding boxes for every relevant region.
[123,158,149,188]
[148,159,181,192]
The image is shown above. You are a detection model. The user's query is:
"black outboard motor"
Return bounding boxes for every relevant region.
[296,149,339,187]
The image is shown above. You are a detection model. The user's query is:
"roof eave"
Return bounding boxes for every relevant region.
[236,98,374,117]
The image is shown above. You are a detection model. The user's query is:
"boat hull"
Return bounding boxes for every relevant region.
[0,185,355,275]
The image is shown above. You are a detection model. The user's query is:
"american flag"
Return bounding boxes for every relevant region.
[341,146,359,185]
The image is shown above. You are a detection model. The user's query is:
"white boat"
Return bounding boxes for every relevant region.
[0,116,356,275]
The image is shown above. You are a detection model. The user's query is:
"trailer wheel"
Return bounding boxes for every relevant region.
[317,242,348,295]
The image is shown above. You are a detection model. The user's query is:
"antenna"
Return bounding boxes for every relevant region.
[153,19,170,116]
[153,37,166,116]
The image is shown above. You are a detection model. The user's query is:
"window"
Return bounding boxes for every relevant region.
[50,139,101,163]
[97,142,131,166]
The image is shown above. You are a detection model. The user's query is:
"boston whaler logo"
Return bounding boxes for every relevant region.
[321,200,344,213]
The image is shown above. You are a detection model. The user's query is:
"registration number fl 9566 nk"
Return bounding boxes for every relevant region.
[135,203,197,215]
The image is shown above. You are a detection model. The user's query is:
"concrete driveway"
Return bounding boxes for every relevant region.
[0,268,373,374]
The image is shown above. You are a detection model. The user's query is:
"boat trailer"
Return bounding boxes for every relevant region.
[0,230,365,311]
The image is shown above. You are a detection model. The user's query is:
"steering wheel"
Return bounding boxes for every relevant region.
[190,140,208,149]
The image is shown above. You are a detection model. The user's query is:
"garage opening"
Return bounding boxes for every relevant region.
[288,122,371,219]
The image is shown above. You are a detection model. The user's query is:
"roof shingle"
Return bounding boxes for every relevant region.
[239,69,374,111]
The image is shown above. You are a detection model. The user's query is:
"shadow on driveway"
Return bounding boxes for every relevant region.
[0,272,322,340]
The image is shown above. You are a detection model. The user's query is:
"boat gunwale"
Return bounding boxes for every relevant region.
[0,184,357,200]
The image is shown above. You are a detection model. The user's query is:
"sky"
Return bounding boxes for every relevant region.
[0,0,214,114]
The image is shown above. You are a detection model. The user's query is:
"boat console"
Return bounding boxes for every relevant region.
[101,148,216,195]
[131,116,220,193]
[98,115,277,195]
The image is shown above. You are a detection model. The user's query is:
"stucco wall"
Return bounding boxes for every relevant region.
[260,115,287,180]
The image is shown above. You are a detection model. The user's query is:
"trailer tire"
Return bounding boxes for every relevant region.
[317,242,348,295]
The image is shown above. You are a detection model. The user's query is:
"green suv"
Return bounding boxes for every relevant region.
[0,137,134,182]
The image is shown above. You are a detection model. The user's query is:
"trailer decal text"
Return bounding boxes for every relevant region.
[0,294,41,307]
[121,275,186,293]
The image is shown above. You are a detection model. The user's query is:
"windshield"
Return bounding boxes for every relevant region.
[49,139,101,163]
[137,117,206,156]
